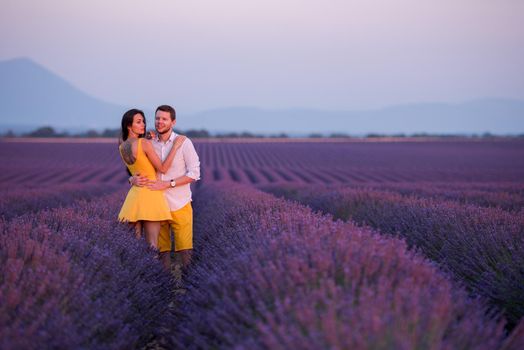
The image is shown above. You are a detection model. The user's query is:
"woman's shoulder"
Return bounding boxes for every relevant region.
[120,138,144,152]
[140,137,154,150]
[121,138,137,144]
[119,139,131,149]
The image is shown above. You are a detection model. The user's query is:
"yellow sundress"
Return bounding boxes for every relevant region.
[118,138,172,222]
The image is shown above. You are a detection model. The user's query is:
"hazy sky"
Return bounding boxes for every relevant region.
[1,0,523,113]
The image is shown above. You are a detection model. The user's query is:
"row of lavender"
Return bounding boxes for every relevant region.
[174,183,523,349]
[0,188,176,349]
[333,182,524,213]
[2,140,524,187]
[262,184,524,326]
[0,183,123,219]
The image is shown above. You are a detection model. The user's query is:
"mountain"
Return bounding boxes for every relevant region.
[0,57,128,132]
[1,57,523,135]
[184,99,524,135]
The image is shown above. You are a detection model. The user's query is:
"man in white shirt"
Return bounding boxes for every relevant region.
[132,105,200,270]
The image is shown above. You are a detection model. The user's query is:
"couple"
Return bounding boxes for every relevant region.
[118,105,200,270]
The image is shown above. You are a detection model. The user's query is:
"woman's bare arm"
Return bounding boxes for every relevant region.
[142,136,187,174]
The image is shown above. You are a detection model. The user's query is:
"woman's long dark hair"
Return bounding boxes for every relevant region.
[121,109,146,141]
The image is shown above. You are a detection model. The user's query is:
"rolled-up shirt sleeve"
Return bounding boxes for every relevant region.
[183,139,200,181]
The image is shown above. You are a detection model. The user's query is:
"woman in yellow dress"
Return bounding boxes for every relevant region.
[118,108,186,250]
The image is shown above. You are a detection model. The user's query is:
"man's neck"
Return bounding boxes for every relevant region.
[158,129,173,143]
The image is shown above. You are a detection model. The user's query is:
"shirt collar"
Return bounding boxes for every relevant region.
[168,131,177,143]
[155,130,177,144]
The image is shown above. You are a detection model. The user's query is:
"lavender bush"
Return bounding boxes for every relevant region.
[173,183,518,349]
[263,184,524,326]
[0,192,175,349]
[0,183,122,220]
[0,220,87,349]
[345,182,524,212]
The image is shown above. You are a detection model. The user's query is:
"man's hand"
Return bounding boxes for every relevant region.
[147,180,170,191]
[130,174,152,187]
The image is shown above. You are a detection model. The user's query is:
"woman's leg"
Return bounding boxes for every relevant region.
[143,221,161,249]
[132,221,143,239]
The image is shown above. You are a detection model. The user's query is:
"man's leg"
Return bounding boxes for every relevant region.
[171,203,193,270]
[158,221,172,270]
[177,249,192,269]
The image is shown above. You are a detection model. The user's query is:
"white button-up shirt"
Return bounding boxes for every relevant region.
[152,131,200,211]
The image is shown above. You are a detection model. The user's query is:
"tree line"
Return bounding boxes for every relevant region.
[2,126,523,139]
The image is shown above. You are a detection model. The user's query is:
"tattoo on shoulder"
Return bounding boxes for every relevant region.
[120,141,136,164]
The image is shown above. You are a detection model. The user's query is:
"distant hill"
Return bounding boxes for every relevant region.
[1,57,523,135]
[0,57,128,132]
[184,100,524,135]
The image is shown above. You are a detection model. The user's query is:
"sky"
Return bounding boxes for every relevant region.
[1,0,523,114]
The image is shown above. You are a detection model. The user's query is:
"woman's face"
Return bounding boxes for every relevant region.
[128,113,145,136]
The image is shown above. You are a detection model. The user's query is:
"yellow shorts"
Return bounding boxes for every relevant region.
[158,202,193,253]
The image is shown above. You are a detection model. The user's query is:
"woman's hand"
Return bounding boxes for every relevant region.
[173,135,187,152]
[146,130,156,140]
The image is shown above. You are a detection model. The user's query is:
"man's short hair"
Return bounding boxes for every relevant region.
[156,105,176,121]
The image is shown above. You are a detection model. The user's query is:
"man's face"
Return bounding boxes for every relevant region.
[155,110,175,134]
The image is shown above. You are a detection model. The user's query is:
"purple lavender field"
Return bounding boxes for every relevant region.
[1,138,524,349]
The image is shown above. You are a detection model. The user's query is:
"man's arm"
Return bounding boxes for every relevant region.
[182,138,200,181]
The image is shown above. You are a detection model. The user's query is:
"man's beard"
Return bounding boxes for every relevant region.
[156,127,171,135]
